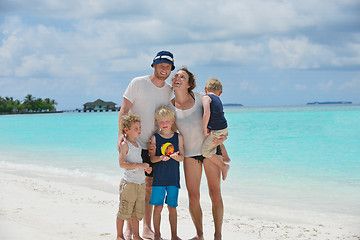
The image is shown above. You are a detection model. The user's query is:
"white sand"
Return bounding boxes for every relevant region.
[1,166,359,240]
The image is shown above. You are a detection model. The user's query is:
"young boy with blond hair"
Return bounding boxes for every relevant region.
[202,77,230,180]
[116,113,152,240]
[149,105,184,240]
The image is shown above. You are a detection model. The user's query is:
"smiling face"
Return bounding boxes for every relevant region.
[153,62,172,81]
[172,70,190,91]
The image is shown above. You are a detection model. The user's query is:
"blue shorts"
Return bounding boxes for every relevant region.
[149,186,179,208]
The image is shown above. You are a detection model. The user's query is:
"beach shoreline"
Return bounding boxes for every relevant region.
[1,164,359,240]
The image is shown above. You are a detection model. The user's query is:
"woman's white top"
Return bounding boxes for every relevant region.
[171,92,206,157]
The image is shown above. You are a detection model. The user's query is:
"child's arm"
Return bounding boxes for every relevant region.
[149,135,170,163]
[118,141,150,170]
[169,133,184,162]
[202,95,211,136]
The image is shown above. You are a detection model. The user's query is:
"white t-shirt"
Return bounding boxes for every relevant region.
[123,139,145,184]
[123,75,172,149]
[171,92,205,157]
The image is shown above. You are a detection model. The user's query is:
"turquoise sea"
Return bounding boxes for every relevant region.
[1,105,360,219]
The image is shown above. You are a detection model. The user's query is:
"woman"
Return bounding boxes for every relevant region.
[170,67,225,240]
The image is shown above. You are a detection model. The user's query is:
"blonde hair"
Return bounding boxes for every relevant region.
[155,105,175,120]
[120,113,141,135]
[205,78,223,93]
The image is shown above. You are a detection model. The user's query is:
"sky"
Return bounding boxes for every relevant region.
[1,0,360,110]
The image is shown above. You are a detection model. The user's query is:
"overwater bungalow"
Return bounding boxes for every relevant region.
[83,99,117,112]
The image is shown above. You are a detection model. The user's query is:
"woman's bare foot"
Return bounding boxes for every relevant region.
[133,235,144,240]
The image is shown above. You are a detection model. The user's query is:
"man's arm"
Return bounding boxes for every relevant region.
[117,97,133,152]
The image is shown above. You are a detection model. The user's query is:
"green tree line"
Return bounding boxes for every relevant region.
[0,94,57,113]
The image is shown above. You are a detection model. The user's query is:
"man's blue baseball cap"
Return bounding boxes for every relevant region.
[151,51,175,71]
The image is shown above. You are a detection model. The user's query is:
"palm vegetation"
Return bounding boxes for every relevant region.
[0,94,58,113]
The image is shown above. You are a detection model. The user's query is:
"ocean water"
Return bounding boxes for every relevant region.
[1,106,360,218]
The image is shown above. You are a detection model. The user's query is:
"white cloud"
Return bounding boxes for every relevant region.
[339,76,360,92]
[294,84,307,91]
[238,80,259,93]
[268,37,335,69]
[318,80,334,91]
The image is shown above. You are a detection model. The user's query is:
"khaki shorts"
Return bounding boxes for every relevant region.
[117,179,146,220]
[201,128,228,158]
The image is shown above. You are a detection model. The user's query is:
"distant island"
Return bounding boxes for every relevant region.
[223,103,243,107]
[307,101,352,105]
[0,94,59,115]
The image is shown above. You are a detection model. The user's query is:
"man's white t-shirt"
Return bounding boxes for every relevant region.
[123,75,172,149]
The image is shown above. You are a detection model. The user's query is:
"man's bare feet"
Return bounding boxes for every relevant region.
[222,164,230,180]
[142,226,154,239]
[124,229,132,240]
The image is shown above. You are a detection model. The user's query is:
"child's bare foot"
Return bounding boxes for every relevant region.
[222,164,230,180]
[223,155,231,163]
[116,236,125,240]
[133,235,144,240]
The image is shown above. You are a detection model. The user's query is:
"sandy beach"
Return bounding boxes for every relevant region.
[1,165,359,240]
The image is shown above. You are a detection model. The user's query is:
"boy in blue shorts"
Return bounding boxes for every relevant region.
[149,105,184,240]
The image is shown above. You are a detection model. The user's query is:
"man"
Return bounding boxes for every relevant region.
[117,51,175,239]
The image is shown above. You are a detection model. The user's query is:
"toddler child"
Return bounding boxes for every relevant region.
[202,77,230,180]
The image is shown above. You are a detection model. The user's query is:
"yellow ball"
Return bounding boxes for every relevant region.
[161,142,174,156]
